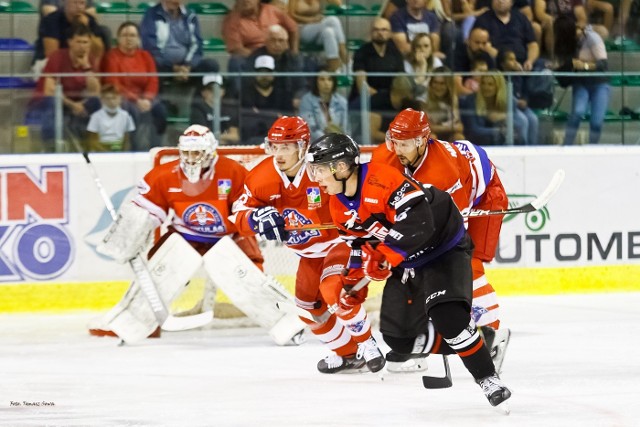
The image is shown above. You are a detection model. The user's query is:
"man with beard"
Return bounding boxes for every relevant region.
[239,55,294,143]
[349,17,406,103]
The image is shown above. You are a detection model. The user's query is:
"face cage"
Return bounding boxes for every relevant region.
[264,138,307,160]
[179,149,214,183]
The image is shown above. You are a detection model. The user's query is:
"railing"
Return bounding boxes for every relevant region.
[0,69,639,153]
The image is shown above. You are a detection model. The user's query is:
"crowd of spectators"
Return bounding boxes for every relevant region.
[23,0,630,150]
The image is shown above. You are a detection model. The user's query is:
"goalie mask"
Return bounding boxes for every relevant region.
[178,125,218,184]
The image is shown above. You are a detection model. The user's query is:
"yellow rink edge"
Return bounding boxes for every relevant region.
[1,265,639,313]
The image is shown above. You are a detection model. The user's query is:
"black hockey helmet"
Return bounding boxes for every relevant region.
[305,133,360,167]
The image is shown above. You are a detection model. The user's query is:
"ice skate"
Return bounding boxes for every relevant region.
[476,373,512,409]
[385,333,428,373]
[317,354,367,374]
[356,337,386,373]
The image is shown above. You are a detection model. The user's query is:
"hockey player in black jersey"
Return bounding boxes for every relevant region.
[306,133,512,408]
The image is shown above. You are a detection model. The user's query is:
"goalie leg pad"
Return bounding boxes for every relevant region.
[203,236,306,345]
[107,233,203,340]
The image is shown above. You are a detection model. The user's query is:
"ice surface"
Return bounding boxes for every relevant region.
[2,293,639,427]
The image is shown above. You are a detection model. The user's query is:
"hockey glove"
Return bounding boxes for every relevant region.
[338,285,369,311]
[248,206,288,242]
[361,242,392,281]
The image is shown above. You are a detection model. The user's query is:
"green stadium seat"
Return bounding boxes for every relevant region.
[609,75,640,86]
[135,1,155,13]
[96,1,131,13]
[187,2,228,15]
[325,3,375,16]
[347,39,365,51]
[0,1,37,13]
[605,38,640,52]
[202,38,226,52]
[336,74,353,88]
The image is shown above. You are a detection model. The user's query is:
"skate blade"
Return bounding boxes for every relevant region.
[494,401,510,415]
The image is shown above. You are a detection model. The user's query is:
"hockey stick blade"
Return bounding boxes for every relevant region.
[464,169,566,217]
[422,355,453,389]
[161,310,214,331]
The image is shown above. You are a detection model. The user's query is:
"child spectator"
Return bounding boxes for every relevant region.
[86,85,135,151]
[463,53,490,93]
[190,75,240,145]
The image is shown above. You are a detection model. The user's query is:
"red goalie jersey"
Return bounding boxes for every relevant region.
[231,157,341,258]
[133,156,247,244]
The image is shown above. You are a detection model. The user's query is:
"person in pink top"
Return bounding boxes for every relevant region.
[102,21,167,150]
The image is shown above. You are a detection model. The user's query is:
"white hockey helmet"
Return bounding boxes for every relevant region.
[178,125,218,183]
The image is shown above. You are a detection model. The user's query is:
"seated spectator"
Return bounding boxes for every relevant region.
[369,75,416,144]
[26,24,101,151]
[240,55,294,143]
[533,0,609,56]
[473,0,539,72]
[102,21,167,150]
[350,17,405,102]
[463,52,492,93]
[299,67,348,140]
[404,32,444,100]
[553,15,610,145]
[140,0,218,86]
[450,0,490,41]
[246,24,307,109]
[288,0,347,72]
[452,27,497,95]
[424,67,465,141]
[222,0,299,80]
[460,73,525,145]
[86,84,136,151]
[190,75,240,145]
[389,0,443,57]
[33,0,108,73]
[497,48,538,145]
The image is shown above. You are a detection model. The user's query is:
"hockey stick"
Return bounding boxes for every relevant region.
[285,169,566,232]
[465,169,566,217]
[422,355,453,389]
[66,130,212,333]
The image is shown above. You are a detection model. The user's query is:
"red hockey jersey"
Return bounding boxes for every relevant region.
[133,156,247,243]
[231,157,341,258]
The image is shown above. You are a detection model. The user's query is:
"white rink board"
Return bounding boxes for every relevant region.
[0,146,639,284]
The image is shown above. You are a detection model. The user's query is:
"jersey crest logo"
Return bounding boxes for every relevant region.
[306,187,322,209]
[283,209,320,245]
[217,179,232,200]
[183,203,226,234]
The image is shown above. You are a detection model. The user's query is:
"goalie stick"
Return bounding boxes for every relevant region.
[67,131,212,333]
[285,169,566,232]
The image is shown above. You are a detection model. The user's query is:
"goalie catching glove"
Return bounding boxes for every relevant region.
[362,242,391,281]
[248,206,288,242]
[96,203,156,263]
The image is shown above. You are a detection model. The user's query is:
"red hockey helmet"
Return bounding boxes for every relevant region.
[386,108,431,150]
[265,116,311,158]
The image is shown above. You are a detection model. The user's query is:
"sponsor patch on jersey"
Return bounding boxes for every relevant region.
[364,197,378,204]
[283,209,320,245]
[217,179,232,200]
[306,187,322,209]
[183,203,226,234]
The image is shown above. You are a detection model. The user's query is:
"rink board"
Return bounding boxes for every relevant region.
[1,146,639,312]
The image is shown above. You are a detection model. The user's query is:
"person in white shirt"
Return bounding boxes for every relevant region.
[86,84,136,151]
